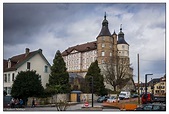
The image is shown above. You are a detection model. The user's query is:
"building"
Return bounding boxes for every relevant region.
[69,73,85,91]
[147,75,166,95]
[62,13,134,91]
[3,48,51,95]
[135,74,166,96]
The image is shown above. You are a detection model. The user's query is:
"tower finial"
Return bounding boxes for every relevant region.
[120,24,122,31]
[104,12,106,19]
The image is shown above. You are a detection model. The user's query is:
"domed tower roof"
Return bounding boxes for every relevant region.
[117,24,129,45]
[97,12,111,38]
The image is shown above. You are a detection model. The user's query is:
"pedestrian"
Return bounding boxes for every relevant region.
[15,98,19,108]
[10,98,14,108]
[31,98,35,108]
[19,99,23,108]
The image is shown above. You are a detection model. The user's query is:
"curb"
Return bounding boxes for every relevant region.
[26,102,80,108]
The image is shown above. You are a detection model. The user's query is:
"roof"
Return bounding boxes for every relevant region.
[97,15,111,37]
[117,26,129,45]
[4,49,51,72]
[117,37,129,45]
[3,59,8,71]
[148,78,161,86]
[62,41,97,56]
[69,72,83,78]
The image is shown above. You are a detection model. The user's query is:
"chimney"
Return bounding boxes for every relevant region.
[25,48,30,56]
[39,49,42,53]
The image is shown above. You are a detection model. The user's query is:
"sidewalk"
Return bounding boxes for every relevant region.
[26,102,79,108]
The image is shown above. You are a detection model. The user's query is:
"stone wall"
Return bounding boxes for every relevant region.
[27,94,69,105]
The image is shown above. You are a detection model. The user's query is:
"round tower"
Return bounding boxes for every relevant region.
[96,13,113,65]
[117,24,130,63]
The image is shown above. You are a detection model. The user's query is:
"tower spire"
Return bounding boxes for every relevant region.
[120,24,122,31]
[104,12,106,20]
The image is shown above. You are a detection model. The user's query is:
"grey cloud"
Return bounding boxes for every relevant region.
[3,3,82,45]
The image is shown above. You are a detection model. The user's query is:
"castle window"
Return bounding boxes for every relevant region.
[110,44,112,48]
[122,45,125,49]
[101,59,105,63]
[122,51,124,55]
[101,51,105,56]
[110,52,112,56]
[102,43,105,48]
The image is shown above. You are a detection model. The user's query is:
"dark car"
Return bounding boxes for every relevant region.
[97,96,109,103]
[131,94,139,98]
[3,96,12,108]
[135,103,166,111]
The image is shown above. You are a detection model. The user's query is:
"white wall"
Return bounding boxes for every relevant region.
[4,53,51,91]
[17,53,50,88]
[117,44,129,57]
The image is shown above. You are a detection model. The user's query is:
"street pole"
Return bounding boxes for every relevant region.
[145,74,153,104]
[91,76,94,107]
[89,76,94,107]
[137,54,140,105]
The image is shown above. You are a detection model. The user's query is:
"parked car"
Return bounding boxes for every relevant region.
[107,96,120,103]
[141,93,154,104]
[131,94,139,98]
[3,96,12,108]
[97,96,109,103]
[135,103,166,111]
[119,91,131,100]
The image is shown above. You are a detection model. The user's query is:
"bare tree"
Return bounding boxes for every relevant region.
[55,99,69,111]
[103,57,133,92]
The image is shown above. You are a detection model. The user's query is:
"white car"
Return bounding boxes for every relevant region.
[107,96,120,103]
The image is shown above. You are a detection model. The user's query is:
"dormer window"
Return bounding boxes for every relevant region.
[8,60,11,68]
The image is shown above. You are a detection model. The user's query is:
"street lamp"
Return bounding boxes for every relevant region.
[145,74,153,104]
[151,78,154,95]
[89,76,94,107]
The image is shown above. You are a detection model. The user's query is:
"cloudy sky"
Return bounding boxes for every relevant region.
[3,3,166,83]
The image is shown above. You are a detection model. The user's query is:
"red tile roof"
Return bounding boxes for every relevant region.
[3,49,50,72]
[62,41,97,56]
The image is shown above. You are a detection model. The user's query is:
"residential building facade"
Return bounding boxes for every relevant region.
[135,75,166,96]
[3,48,51,95]
[62,14,134,91]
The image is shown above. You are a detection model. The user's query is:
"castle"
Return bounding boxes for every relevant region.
[62,13,134,91]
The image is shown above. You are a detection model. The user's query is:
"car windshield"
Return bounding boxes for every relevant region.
[120,93,126,96]
[152,105,161,110]
[110,96,116,99]
[143,105,153,110]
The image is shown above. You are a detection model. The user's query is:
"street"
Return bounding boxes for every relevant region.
[4,102,120,111]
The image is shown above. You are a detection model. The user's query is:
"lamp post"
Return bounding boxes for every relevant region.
[89,76,94,107]
[145,74,153,104]
[151,78,154,95]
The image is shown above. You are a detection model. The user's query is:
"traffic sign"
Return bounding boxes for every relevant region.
[84,102,89,107]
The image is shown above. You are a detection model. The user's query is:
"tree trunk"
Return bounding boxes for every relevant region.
[113,85,116,92]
